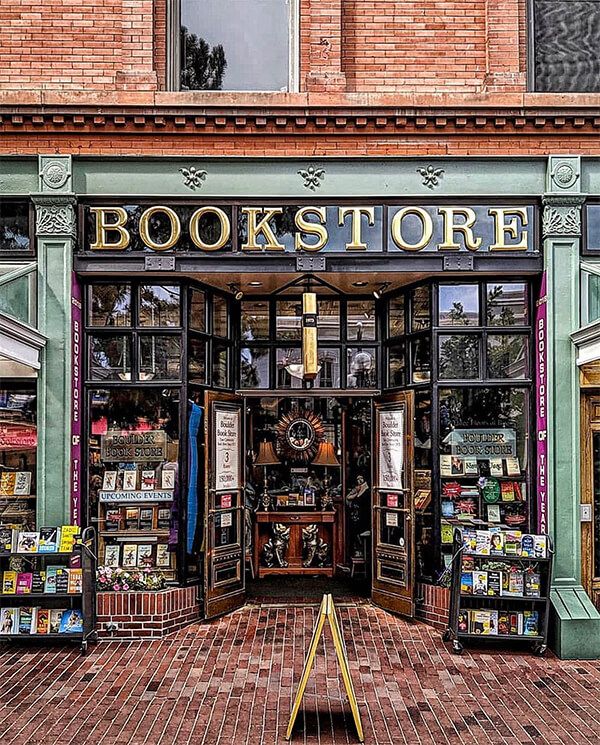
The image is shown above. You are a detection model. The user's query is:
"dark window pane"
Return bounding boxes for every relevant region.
[411,286,430,332]
[190,289,206,332]
[90,335,131,381]
[139,336,182,380]
[0,201,30,253]
[276,347,302,389]
[438,285,479,326]
[188,337,206,383]
[487,283,528,326]
[347,348,377,388]
[487,335,528,379]
[318,300,340,341]
[389,296,405,337]
[213,295,229,337]
[276,300,302,340]
[315,348,340,388]
[241,300,269,340]
[241,346,270,388]
[411,337,431,383]
[89,284,131,327]
[139,285,181,327]
[388,344,405,387]
[212,343,229,387]
[180,0,290,92]
[347,300,376,341]
[439,335,480,379]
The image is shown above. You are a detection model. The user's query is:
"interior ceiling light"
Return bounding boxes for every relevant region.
[372,282,391,300]
[248,281,262,287]
[352,281,368,287]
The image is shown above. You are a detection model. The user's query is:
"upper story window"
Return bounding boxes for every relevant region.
[174,0,297,92]
[531,1,600,91]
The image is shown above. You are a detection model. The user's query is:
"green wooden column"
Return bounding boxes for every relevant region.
[32,155,76,526]
[545,156,600,658]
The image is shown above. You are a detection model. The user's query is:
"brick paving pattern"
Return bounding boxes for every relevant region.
[0,601,599,744]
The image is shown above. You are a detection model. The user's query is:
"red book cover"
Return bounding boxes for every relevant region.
[15,572,32,595]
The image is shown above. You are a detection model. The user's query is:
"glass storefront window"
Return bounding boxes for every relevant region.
[411,337,431,383]
[411,286,430,332]
[241,300,270,340]
[188,337,207,384]
[388,344,405,387]
[212,342,230,387]
[276,300,302,340]
[438,335,480,379]
[90,335,131,381]
[241,346,270,388]
[347,300,376,341]
[0,386,37,529]
[486,282,527,326]
[190,289,206,332]
[487,334,528,379]
[276,347,302,389]
[139,285,181,327]
[139,335,182,380]
[90,284,131,327]
[0,201,30,254]
[346,348,377,388]
[212,295,229,338]
[317,300,340,341]
[389,296,405,337]
[316,348,341,388]
[438,285,479,326]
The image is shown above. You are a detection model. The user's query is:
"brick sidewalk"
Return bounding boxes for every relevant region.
[0,601,599,745]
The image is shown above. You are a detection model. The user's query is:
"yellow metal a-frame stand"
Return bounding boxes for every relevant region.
[285,593,364,742]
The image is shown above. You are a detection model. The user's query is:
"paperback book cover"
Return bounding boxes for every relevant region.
[441,500,454,518]
[38,527,59,553]
[524,572,541,598]
[500,481,515,502]
[489,532,504,556]
[16,531,39,553]
[15,572,32,595]
[49,609,64,634]
[59,609,83,634]
[460,572,473,595]
[457,610,469,633]
[54,567,69,594]
[0,472,16,496]
[462,528,477,554]
[502,570,524,597]
[67,568,83,594]
[125,507,140,531]
[464,458,479,475]
[441,523,453,545]
[475,531,491,556]
[137,545,153,567]
[0,528,13,555]
[505,457,521,476]
[102,471,118,491]
[489,459,504,477]
[0,607,17,634]
[121,470,137,491]
[31,571,45,594]
[157,509,171,530]
[498,612,510,635]
[161,469,176,490]
[122,544,138,568]
[139,508,154,531]
[487,571,502,596]
[504,531,522,556]
[533,535,548,559]
[104,545,120,567]
[473,571,488,595]
[520,534,535,557]
[105,508,122,531]
[36,608,49,635]
[13,472,32,496]
[44,566,59,594]
[18,607,34,634]
[470,610,498,635]
[487,504,501,523]
[510,612,524,635]
[58,526,79,553]
[440,455,452,477]
[156,544,170,568]
[523,610,539,637]
[141,470,156,491]
[2,570,17,594]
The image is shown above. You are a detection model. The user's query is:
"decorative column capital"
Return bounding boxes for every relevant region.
[541,194,586,240]
[32,194,77,239]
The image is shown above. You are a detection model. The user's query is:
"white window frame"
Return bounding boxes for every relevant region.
[167,0,299,93]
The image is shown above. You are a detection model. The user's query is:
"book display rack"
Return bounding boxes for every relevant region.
[0,526,97,654]
[443,527,553,655]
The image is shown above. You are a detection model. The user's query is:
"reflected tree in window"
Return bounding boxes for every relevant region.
[180,26,227,90]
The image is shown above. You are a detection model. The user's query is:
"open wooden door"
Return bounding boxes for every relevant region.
[371,391,415,617]
[203,390,245,619]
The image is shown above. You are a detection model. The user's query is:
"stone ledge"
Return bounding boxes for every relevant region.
[551,586,600,659]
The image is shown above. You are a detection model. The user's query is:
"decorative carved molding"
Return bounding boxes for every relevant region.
[298,165,325,190]
[550,160,579,190]
[542,195,585,238]
[33,196,76,238]
[40,160,70,191]
[417,165,445,189]
[179,166,207,190]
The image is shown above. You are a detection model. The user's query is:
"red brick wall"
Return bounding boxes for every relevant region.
[416,582,450,630]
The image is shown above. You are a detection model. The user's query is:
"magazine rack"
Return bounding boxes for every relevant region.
[0,526,97,654]
[443,528,553,655]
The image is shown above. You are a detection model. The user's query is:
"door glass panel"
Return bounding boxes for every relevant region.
[213,511,239,547]
[411,286,430,331]
[276,347,303,389]
[212,343,229,387]
[213,295,229,337]
[190,289,206,332]
[188,337,207,384]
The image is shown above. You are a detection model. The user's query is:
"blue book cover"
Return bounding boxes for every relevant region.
[59,609,83,634]
[44,566,59,594]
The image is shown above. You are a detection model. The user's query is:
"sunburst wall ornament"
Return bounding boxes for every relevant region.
[276,409,325,462]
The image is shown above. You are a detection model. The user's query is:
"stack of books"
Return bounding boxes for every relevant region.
[0,526,80,555]
[457,609,539,637]
[0,607,83,635]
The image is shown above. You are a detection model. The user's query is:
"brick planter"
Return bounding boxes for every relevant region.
[97,585,200,639]
[416,582,450,630]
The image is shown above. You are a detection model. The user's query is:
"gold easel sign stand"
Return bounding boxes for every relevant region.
[285,593,364,742]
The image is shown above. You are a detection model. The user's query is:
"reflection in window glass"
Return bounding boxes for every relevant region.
[411,337,431,383]
[212,343,229,387]
[241,301,269,340]
[487,335,528,379]
[347,348,377,388]
[180,0,291,92]
[487,283,527,326]
[188,337,206,383]
[389,296,405,337]
[139,336,181,380]
[318,300,340,341]
[347,300,376,341]
[90,285,131,327]
[276,347,302,389]
[411,286,430,332]
[276,300,302,340]
[213,295,228,337]
[0,201,30,253]
[438,285,479,326]
[190,289,206,332]
[241,346,270,388]
[139,285,180,327]
[316,348,340,388]
[90,335,131,380]
[439,335,480,379]
[388,344,405,387]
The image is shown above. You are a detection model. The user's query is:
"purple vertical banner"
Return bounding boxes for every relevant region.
[71,273,83,526]
[535,272,548,535]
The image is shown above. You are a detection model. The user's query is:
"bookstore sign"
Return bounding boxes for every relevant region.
[100,431,168,462]
[447,429,517,458]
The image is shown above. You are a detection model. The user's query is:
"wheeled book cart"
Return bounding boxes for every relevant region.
[0,526,97,654]
[443,528,553,655]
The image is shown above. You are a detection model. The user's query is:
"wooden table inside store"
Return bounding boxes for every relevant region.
[253,510,336,578]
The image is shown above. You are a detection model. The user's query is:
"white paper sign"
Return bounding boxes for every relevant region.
[215,409,240,491]
[378,409,404,490]
[220,512,233,528]
[385,511,399,527]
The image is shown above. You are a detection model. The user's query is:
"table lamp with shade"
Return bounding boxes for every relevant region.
[312,440,339,510]
[255,439,280,511]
